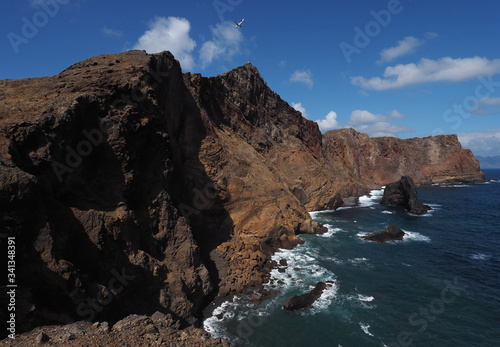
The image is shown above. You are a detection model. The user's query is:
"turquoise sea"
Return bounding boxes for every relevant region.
[204,169,500,347]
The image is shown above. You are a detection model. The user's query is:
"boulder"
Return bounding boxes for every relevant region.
[381,176,431,215]
[362,224,405,243]
[283,282,327,311]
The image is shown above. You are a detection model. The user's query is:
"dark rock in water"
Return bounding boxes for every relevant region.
[283,282,327,311]
[250,293,262,304]
[362,224,405,243]
[381,176,431,215]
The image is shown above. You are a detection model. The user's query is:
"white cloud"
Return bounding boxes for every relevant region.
[355,122,413,138]
[378,36,423,64]
[348,110,388,126]
[377,33,437,64]
[480,97,500,107]
[292,102,309,118]
[294,104,411,136]
[101,26,122,38]
[345,109,412,137]
[316,111,339,132]
[199,21,243,69]
[390,110,407,119]
[458,129,500,157]
[133,17,196,70]
[290,70,313,89]
[292,102,338,132]
[472,97,500,115]
[352,56,500,90]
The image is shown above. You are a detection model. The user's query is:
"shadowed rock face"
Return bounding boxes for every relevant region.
[381,176,431,215]
[362,224,405,243]
[0,50,485,338]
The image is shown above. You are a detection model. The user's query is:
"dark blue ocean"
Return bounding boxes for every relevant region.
[205,169,500,347]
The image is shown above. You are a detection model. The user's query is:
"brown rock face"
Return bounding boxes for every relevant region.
[322,128,485,187]
[1,51,214,335]
[1,312,231,347]
[0,50,485,338]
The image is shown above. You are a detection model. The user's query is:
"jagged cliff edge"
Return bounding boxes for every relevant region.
[0,50,484,341]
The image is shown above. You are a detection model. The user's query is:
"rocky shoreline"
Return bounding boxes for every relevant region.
[0,50,485,345]
[0,312,231,347]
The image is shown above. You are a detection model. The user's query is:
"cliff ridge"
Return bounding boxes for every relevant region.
[0,50,484,342]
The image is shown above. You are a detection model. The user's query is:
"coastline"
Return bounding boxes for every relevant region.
[202,176,500,346]
[0,50,488,345]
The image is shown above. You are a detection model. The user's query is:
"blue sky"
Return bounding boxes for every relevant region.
[2,0,500,156]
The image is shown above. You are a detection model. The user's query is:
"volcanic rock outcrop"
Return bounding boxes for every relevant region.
[381,176,431,215]
[283,282,327,311]
[0,50,485,340]
[362,224,405,243]
[0,312,230,347]
[322,128,485,187]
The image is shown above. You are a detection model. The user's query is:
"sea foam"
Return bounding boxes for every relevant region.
[358,188,385,207]
[359,322,375,336]
[470,253,491,261]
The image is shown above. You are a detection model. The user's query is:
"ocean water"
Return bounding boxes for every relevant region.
[205,169,500,347]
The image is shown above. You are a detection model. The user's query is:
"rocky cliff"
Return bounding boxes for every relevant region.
[323,128,484,186]
[0,50,484,340]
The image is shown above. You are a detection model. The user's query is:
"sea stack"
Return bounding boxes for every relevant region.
[381,176,431,215]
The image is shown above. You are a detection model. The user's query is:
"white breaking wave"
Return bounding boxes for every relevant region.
[360,322,375,336]
[358,188,385,207]
[345,293,376,309]
[308,210,336,218]
[402,230,431,243]
[203,299,241,341]
[319,225,343,237]
[413,204,438,217]
[301,283,339,316]
[336,206,355,211]
[356,231,369,239]
[381,210,394,214]
[357,294,375,302]
[264,244,339,316]
[470,253,491,261]
[349,257,369,264]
